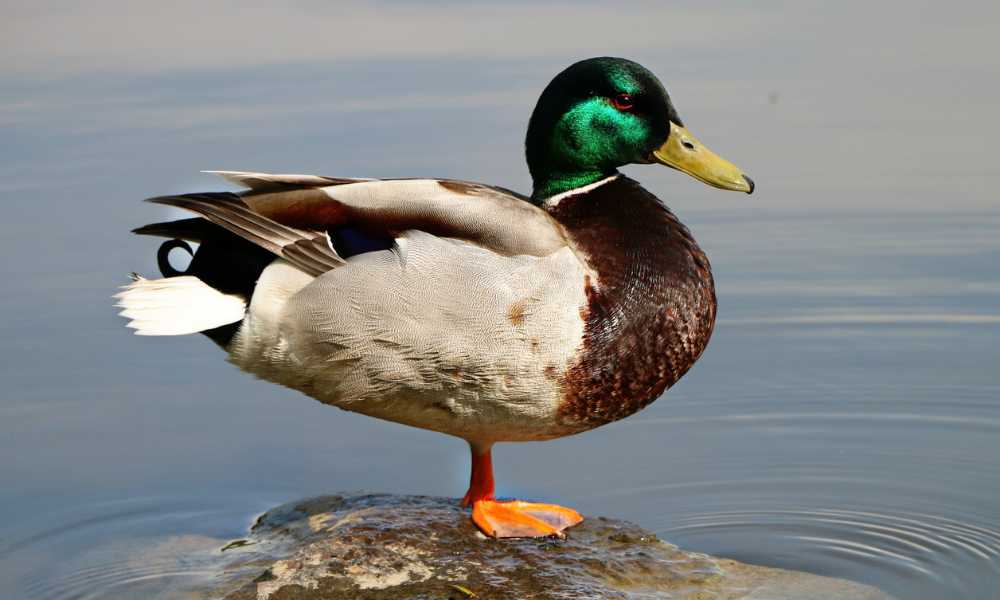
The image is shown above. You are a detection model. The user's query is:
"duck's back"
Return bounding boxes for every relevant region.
[544,175,717,432]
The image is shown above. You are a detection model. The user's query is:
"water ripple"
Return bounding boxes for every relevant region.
[20,533,227,600]
[662,508,1000,598]
[4,497,250,600]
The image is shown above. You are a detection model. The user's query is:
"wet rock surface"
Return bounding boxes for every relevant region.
[203,494,893,600]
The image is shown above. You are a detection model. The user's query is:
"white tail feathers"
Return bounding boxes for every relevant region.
[115,275,246,336]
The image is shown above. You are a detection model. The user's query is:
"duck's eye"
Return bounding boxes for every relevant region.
[611,93,634,111]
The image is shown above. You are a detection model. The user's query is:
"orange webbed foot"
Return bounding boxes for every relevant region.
[472,499,583,538]
[461,443,583,538]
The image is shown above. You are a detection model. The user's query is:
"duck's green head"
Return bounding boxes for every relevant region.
[526,57,753,200]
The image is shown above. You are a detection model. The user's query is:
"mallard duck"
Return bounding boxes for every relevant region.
[116,57,752,538]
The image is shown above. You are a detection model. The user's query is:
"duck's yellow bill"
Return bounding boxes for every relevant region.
[652,122,754,194]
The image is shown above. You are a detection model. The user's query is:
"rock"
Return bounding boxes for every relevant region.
[203,494,893,600]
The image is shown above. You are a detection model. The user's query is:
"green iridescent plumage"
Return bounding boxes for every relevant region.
[525,57,680,200]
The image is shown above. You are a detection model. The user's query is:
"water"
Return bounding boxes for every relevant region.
[3,2,1000,598]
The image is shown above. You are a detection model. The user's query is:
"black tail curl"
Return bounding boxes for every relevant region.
[157,239,194,277]
[136,220,274,348]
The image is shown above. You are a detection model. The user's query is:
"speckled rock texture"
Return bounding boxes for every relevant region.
[202,494,893,600]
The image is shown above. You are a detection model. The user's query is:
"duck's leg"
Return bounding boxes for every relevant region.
[461,442,583,538]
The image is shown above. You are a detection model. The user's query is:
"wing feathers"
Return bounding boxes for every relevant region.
[204,170,373,192]
[136,172,568,280]
[147,193,344,277]
[239,178,568,258]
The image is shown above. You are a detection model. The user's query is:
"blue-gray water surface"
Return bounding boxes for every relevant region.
[2,3,999,599]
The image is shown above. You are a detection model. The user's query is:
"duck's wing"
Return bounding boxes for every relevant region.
[234,173,566,258]
[144,171,568,273]
[145,192,346,277]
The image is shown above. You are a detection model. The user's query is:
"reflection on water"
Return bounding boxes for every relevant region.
[1,212,998,599]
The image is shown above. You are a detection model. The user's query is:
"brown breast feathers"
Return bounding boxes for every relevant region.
[546,176,717,431]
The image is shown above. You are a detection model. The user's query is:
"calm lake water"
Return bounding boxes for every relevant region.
[2,3,999,599]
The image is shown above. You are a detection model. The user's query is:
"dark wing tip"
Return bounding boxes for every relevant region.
[132,217,223,241]
[145,192,244,206]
